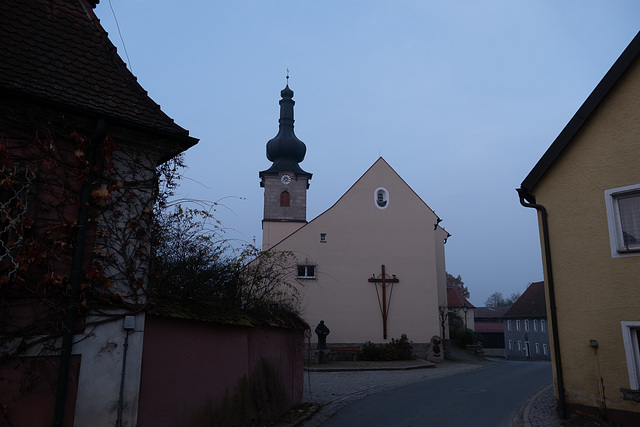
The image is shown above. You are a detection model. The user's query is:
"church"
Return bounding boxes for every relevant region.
[260,82,450,354]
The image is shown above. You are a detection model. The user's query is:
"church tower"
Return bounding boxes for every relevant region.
[260,81,312,250]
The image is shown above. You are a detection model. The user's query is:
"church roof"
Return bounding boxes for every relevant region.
[260,83,311,177]
[0,0,197,149]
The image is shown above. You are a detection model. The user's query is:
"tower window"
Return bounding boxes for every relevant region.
[280,191,290,207]
[320,233,326,243]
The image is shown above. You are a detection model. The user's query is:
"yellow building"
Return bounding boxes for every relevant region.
[518,31,640,424]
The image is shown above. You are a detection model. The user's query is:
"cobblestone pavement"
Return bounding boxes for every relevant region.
[514,384,563,427]
[295,359,561,427]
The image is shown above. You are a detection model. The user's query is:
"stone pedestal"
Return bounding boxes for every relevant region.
[314,349,330,364]
[427,335,444,363]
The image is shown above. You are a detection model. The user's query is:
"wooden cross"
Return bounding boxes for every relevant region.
[368,265,399,339]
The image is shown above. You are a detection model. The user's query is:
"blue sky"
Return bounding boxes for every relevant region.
[98,1,639,306]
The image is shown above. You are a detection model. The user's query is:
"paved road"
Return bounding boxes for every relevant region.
[317,361,552,427]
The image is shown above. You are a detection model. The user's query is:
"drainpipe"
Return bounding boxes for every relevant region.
[53,119,105,427]
[517,187,566,419]
[117,316,135,427]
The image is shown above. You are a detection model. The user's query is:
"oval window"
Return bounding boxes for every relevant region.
[374,187,389,209]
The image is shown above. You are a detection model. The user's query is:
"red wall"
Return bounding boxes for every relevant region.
[137,315,304,426]
[0,356,80,427]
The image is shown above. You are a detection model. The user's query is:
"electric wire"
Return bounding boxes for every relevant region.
[108,0,132,72]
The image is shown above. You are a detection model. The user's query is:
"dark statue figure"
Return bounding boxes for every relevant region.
[315,320,330,350]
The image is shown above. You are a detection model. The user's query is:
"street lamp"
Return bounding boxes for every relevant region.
[462,303,468,330]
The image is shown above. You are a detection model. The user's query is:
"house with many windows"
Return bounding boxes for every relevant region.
[502,282,550,361]
[518,31,640,424]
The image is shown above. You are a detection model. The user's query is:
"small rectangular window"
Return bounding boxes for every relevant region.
[297,265,315,279]
[541,319,545,332]
[534,319,538,332]
[525,319,529,332]
[535,343,540,355]
[507,320,511,331]
[320,233,326,243]
[518,341,522,351]
[516,320,521,331]
[508,340,513,350]
[543,344,548,355]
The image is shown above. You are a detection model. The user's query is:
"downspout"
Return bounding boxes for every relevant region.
[517,187,566,419]
[53,119,105,427]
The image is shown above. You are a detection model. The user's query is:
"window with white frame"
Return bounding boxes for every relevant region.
[508,340,513,350]
[518,341,522,351]
[297,265,316,279]
[516,320,521,331]
[541,319,546,332]
[621,321,640,390]
[543,344,548,355]
[507,320,511,331]
[525,319,529,331]
[535,343,540,355]
[605,184,640,258]
[534,319,538,332]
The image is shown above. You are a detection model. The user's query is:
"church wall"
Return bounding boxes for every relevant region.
[275,159,445,347]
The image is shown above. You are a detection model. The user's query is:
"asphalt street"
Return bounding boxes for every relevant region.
[316,361,552,427]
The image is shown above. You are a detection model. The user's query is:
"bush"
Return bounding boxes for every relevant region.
[358,334,414,361]
[359,341,381,361]
[391,334,413,360]
[452,328,474,347]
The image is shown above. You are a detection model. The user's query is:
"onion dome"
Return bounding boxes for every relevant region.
[261,84,311,175]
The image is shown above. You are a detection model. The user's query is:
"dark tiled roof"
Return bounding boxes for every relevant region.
[447,288,475,309]
[0,0,197,147]
[474,306,510,319]
[475,322,504,334]
[504,282,547,318]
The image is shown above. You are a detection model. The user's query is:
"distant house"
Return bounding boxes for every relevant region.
[502,282,550,361]
[518,31,640,424]
[474,306,509,357]
[447,288,475,331]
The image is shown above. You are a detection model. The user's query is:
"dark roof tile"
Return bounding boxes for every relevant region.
[504,282,547,318]
[447,288,475,309]
[0,0,197,146]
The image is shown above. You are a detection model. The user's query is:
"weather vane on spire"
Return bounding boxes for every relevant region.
[286,68,289,85]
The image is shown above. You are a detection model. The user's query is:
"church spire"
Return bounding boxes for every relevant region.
[261,79,310,175]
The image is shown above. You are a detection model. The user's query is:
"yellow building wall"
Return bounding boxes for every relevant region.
[533,56,640,415]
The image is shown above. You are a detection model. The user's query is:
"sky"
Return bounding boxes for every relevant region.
[98,1,639,307]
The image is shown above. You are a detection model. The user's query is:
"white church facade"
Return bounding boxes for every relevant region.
[260,83,450,352]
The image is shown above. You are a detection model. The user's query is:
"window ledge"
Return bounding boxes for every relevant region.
[621,388,640,403]
[617,248,640,254]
